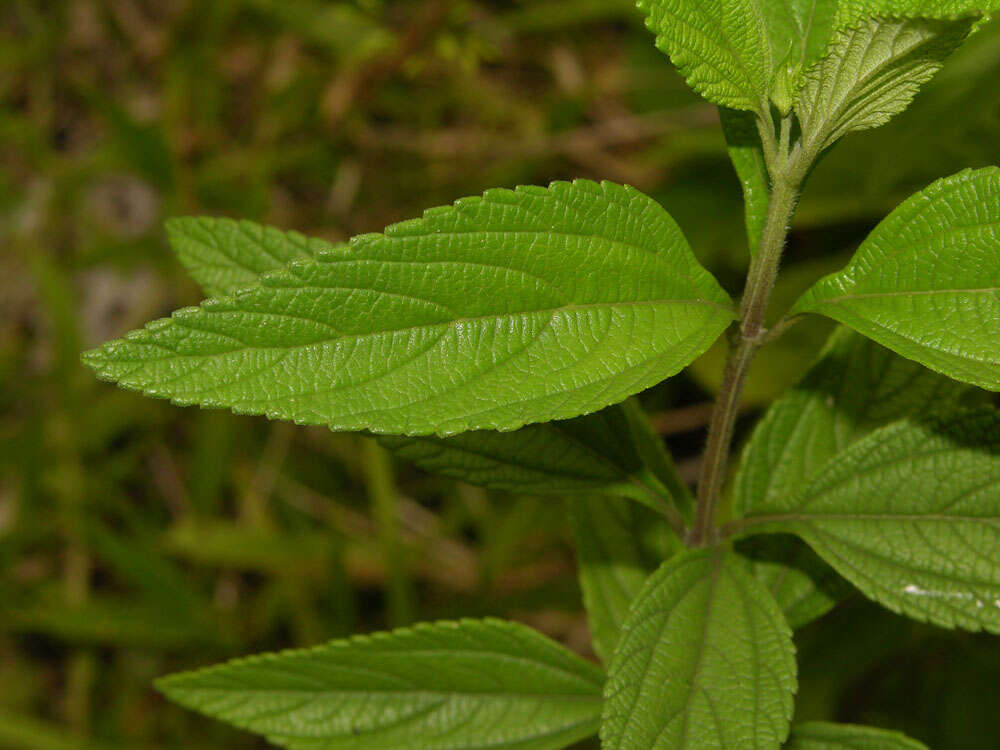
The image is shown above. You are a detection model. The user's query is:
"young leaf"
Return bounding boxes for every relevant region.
[761,0,838,87]
[734,327,978,519]
[84,180,734,436]
[636,0,772,112]
[720,107,770,255]
[785,721,929,749]
[157,618,605,750]
[570,495,680,663]
[792,168,1000,391]
[380,399,692,519]
[837,0,1000,27]
[167,217,338,297]
[737,409,1000,633]
[796,17,976,154]
[601,549,797,749]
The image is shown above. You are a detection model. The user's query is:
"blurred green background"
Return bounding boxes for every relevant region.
[2,1,1000,747]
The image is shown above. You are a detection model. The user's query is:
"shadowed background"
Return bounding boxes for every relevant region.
[2,1,1000,747]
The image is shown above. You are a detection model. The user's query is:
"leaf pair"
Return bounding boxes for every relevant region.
[84,181,733,438]
[639,0,995,122]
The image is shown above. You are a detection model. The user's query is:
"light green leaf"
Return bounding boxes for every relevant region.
[157,618,605,750]
[720,107,770,255]
[601,549,797,749]
[570,495,679,663]
[84,180,734,436]
[734,327,978,518]
[167,217,339,298]
[738,409,1000,633]
[837,0,1000,28]
[381,400,692,518]
[636,0,772,112]
[762,0,838,85]
[792,168,1000,391]
[785,721,929,749]
[796,16,976,154]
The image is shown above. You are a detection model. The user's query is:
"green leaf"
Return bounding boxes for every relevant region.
[796,16,977,154]
[570,495,680,663]
[792,168,1000,391]
[84,180,734,436]
[157,618,605,750]
[636,0,772,112]
[737,409,1000,633]
[601,549,797,749]
[167,217,338,297]
[720,108,770,255]
[836,0,1000,27]
[761,0,838,84]
[738,535,853,629]
[785,721,929,749]
[734,327,978,519]
[380,399,692,518]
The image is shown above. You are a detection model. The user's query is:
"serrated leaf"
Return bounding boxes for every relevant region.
[720,107,770,254]
[84,180,734,436]
[601,549,797,749]
[837,0,1000,27]
[636,0,773,112]
[792,168,1000,391]
[785,721,929,749]
[380,399,692,518]
[734,327,978,518]
[738,409,1000,633]
[157,618,605,750]
[167,217,339,297]
[569,495,680,663]
[796,16,976,154]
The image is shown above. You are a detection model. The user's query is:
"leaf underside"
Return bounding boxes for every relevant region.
[381,399,691,516]
[157,619,605,750]
[793,168,1000,391]
[601,549,796,749]
[84,180,733,436]
[796,16,976,153]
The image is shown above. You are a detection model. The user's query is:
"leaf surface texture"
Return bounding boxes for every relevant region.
[741,409,1000,632]
[601,549,796,749]
[796,17,975,153]
[793,168,1000,390]
[381,400,691,516]
[157,618,604,750]
[85,180,733,436]
[167,217,338,297]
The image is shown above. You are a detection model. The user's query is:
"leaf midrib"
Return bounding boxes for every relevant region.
[171,685,605,702]
[811,285,1000,304]
[122,297,734,364]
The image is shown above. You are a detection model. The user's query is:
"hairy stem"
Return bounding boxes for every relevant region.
[689,167,800,547]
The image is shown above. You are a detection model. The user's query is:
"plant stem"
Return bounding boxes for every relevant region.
[689,170,800,547]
